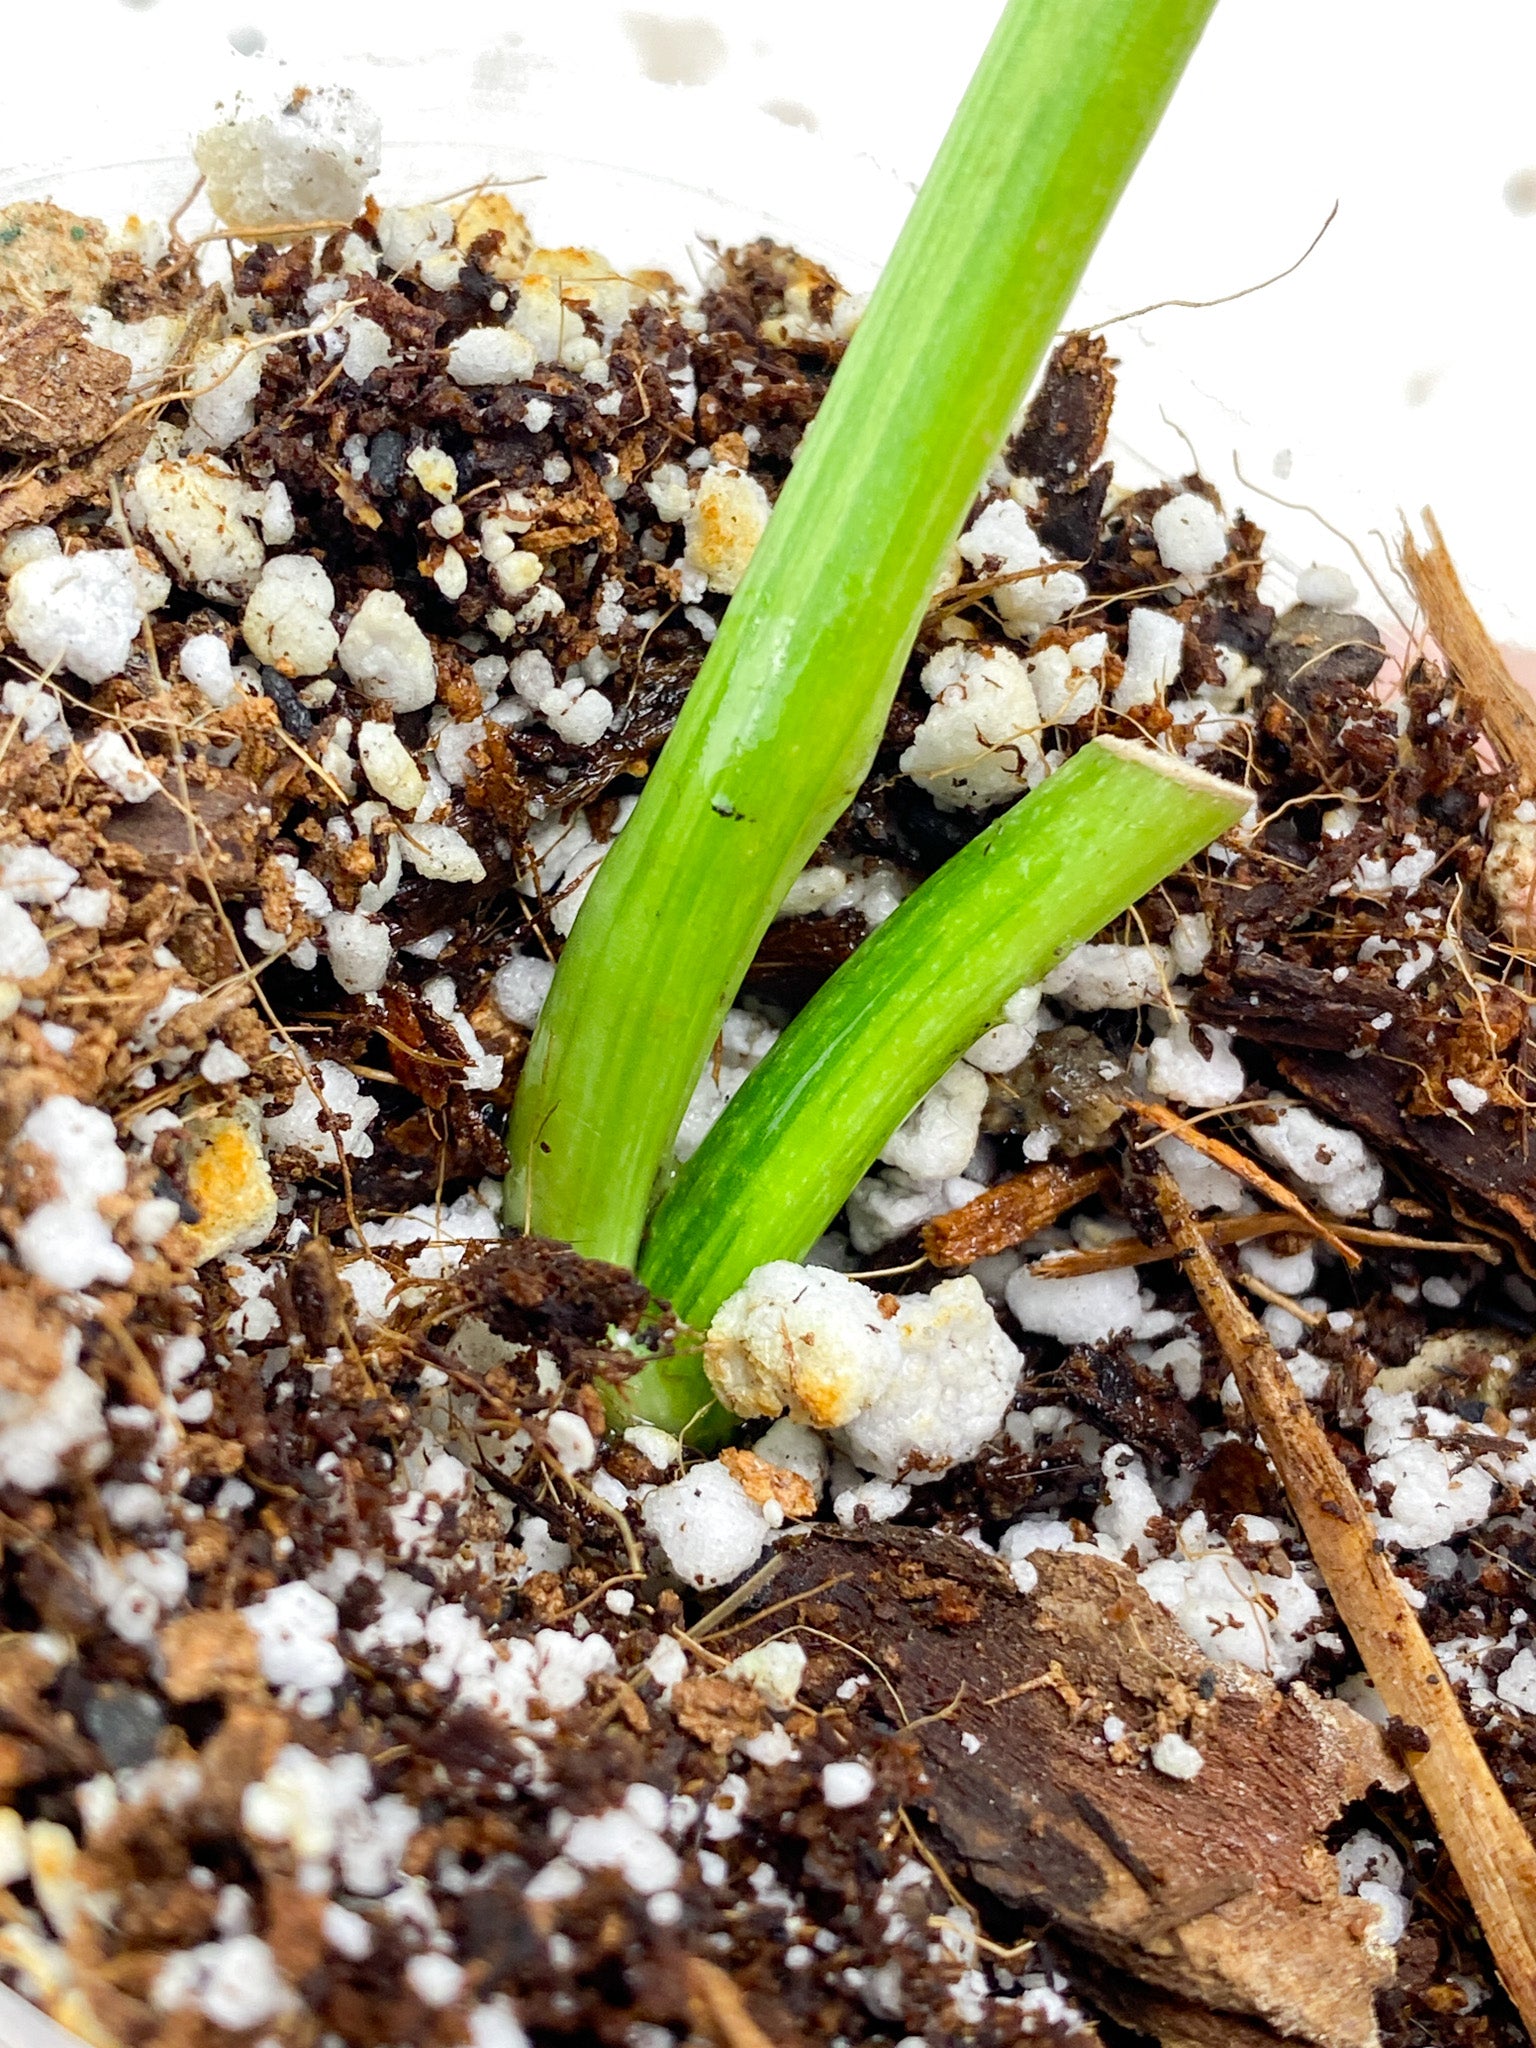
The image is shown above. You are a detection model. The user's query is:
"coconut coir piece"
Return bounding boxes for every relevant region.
[1402,511,1536,794]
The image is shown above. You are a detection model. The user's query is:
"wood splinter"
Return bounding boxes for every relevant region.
[922,1160,1112,1266]
[1149,1154,1536,2033]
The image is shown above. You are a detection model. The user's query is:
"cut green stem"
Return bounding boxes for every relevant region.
[639,740,1249,1349]
[506,0,1217,1267]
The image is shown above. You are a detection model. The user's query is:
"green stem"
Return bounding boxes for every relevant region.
[506,0,1217,1266]
[601,1335,734,1449]
[639,740,1249,1344]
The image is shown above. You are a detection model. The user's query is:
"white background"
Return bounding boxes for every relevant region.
[1,2,1534,635]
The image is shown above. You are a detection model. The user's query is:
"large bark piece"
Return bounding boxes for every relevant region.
[752,1528,1403,2048]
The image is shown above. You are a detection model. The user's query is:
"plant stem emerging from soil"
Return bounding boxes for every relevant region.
[1149,1158,1536,2035]
[505,0,1217,1265]
[640,741,1247,1338]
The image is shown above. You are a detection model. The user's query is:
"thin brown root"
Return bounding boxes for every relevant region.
[1129,1098,1359,1264]
[683,1953,778,2048]
[1028,1210,1500,1282]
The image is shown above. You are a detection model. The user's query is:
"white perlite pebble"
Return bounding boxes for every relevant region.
[61,885,111,928]
[185,336,272,451]
[3,675,70,753]
[448,326,538,386]
[1241,1238,1316,1296]
[1146,1021,1245,1107]
[14,1094,134,1291]
[322,1905,372,1960]
[957,496,1085,636]
[324,912,392,995]
[81,731,162,804]
[194,84,382,229]
[645,463,690,523]
[406,1954,466,2009]
[179,632,238,707]
[261,481,296,545]
[753,1417,827,1495]
[199,1041,250,1084]
[639,1460,772,1589]
[839,1277,1022,1483]
[468,2000,533,2048]
[1363,1388,1496,1549]
[0,1339,107,1491]
[356,720,427,810]
[1150,1732,1204,1779]
[879,1060,989,1181]
[0,524,59,576]
[514,797,637,938]
[241,1744,418,1899]
[707,1263,1020,1486]
[705,1262,891,1428]
[492,951,556,1029]
[264,1057,378,1163]
[1335,1829,1408,1947]
[1113,607,1185,711]
[1006,1264,1176,1348]
[1,849,70,917]
[725,1640,807,1711]
[339,589,438,712]
[1151,492,1228,579]
[240,1581,345,1692]
[646,1637,688,1696]
[408,446,459,503]
[340,314,395,386]
[154,1933,295,2030]
[130,457,266,601]
[625,1425,680,1473]
[1296,564,1359,610]
[1043,941,1169,1010]
[546,1412,596,1475]
[1169,911,1213,979]
[436,715,486,785]
[682,466,772,594]
[400,822,486,884]
[833,1476,911,1526]
[997,1517,1079,1597]
[18,1096,126,1201]
[820,1760,875,1808]
[676,1006,779,1160]
[242,555,338,676]
[1249,1101,1382,1216]
[1029,634,1107,727]
[544,686,613,747]
[1137,1507,1321,1680]
[376,203,455,276]
[7,548,146,684]
[1497,1648,1536,1717]
[899,642,1045,810]
[1161,1135,1248,1214]
[0,897,49,978]
[565,1806,682,1896]
[965,984,1043,1073]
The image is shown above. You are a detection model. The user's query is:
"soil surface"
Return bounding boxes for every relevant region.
[0,163,1532,2048]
